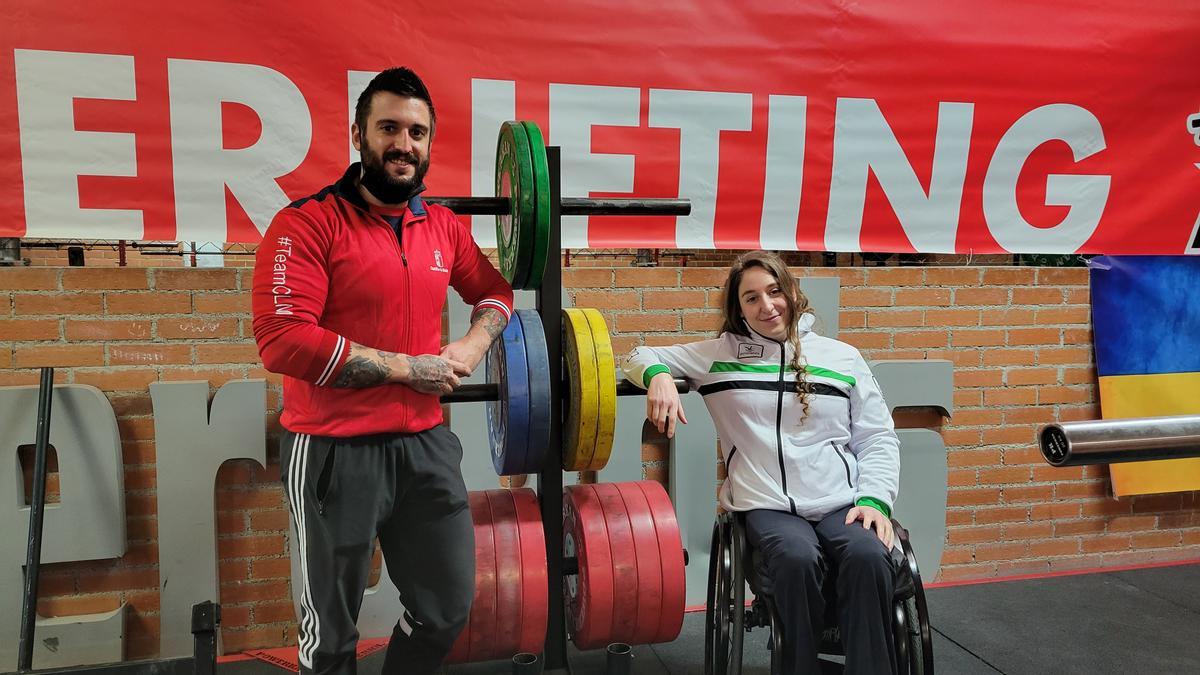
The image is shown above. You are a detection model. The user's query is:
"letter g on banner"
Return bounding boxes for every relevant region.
[983,104,1111,254]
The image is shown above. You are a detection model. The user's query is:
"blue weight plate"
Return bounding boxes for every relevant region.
[515,309,551,474]
[487,313,531,475]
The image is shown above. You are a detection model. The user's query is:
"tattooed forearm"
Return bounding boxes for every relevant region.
[331,346,393,388]
[404,354,459,394]
[472,307,508,343]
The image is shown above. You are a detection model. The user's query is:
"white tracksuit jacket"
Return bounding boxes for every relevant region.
[622,313,900,520]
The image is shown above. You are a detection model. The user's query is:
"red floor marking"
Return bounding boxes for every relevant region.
[229,638,389,670]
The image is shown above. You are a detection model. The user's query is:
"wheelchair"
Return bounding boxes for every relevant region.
[704,511,935,675]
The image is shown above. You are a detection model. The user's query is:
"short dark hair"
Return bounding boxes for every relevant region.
[355,67,436,132]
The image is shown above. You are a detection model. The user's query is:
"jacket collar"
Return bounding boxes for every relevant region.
[334,162,428,220]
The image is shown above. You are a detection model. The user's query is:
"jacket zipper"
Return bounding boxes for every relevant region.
[395,217,408,267]
[774,342,797,515]
[387,214,411,428]
[833,443,852,488]
[401,219,411,428]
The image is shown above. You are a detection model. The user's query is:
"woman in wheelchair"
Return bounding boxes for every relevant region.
[623,250,903,674]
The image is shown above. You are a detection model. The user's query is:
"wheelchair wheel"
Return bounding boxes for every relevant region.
[767,600,784,675]
[705,514,745,675]
[898,529,935,675]
[904,595,925,675]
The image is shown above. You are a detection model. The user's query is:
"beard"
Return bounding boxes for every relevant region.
[358,144,430,205]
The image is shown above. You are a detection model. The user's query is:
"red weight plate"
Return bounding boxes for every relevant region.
[564,484,613,650]
[638,480,686,643]
[446,492,487,663]
[592,482,639,645]
[487,489,523,659]
[512,488,547,654]
[616,482,664,645]
[467,491,497,664]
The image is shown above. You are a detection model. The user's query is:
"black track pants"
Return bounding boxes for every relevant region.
[281,425,474,675]
[744,506,897,675]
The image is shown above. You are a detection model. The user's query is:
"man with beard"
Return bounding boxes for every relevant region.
[252,67,512,675]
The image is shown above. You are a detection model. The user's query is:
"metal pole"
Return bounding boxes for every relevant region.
[1039,415,1200,467]
[425,196,511,215]
[441,379,689,404]
[17,367,55,673]
[512,652,543,675]
[560,198,690,216]
[424,196,690,218]
[540,146,569,672]
[605,643,633,675]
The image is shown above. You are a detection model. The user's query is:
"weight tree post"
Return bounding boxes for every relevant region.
[538,145,569,672]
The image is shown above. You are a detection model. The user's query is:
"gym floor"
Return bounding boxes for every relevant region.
[213,561,1199,675]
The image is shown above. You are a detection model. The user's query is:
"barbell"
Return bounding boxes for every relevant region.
[424,120,691,290]
[1039,414,1200,467]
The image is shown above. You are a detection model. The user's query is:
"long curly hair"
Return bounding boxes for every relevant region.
[719,250,816,418]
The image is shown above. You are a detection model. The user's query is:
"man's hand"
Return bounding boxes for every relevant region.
[845,505,894,549]
[332,342,466,394]
[646,371,687,438]
[439,335,490,375]
[440,307,508,376]
[401,354,469,395]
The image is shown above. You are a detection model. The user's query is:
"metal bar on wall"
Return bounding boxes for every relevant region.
[17,367,55,673]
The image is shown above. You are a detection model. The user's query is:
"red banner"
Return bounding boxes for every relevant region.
[2,1,1198,253]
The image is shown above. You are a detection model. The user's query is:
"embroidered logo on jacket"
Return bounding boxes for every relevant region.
[429,249,449,273]
[737,343,764,359]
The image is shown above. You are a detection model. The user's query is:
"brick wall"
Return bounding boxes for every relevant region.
[15,243,257,268]
[2,264,1198,657]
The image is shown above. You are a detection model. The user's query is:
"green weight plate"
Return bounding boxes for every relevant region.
[520,121,551,289]
[495,121,535,289]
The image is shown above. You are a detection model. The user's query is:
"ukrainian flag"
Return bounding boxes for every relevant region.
[1091,255,1200,496]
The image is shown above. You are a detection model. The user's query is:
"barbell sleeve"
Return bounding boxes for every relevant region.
[560,198,691,217]
[441,378,690,404]
[1039,414,1200,467]
[424,197,510,215]
[424,196,691,218]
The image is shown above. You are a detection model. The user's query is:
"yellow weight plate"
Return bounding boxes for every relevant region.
[582,309,616,471]
[562,308,600,471]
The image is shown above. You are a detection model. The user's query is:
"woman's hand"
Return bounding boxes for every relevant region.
[646,372,688,438]
[846,504,894,549]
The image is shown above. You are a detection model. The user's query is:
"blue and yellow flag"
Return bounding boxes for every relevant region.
[1091,255,1200,496]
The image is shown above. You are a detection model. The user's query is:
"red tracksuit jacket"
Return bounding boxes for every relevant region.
[252,164,513,437]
